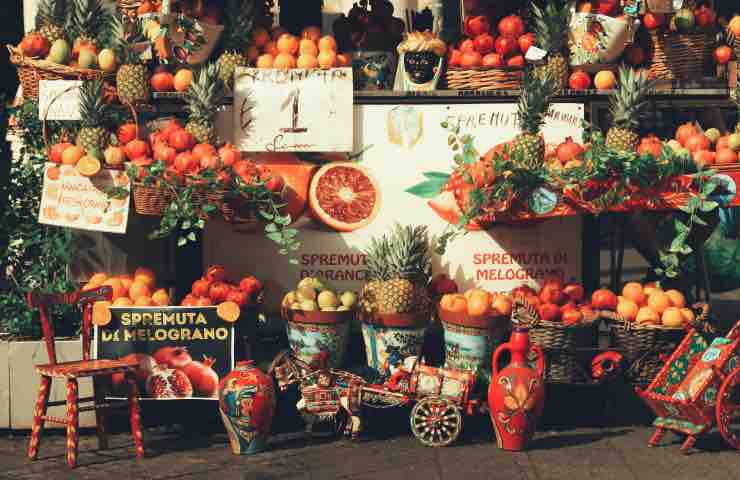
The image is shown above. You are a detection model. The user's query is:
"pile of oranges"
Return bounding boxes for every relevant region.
[439,288,514,318]
[84,266,171,308]
[608,282,693,327]
[250,26,350,70]
[48,143,103,177]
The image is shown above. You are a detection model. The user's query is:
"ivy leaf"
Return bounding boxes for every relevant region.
[699,200,718,212]
[422,171,451,181]
[265,223,278,233]
[702,181,717,196]
[405,178,446,199]
[187,232,196,242]
[177,237,187,247]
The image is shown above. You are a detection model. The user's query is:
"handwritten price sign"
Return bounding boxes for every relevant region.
[38,80,82,121]
[38,163,130,234]
[233,67,353,152]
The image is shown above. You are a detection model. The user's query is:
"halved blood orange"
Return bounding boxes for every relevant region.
[308,162,380,232]
[77,155,101,177]
[255,153,316,224]
[217,301,241,323]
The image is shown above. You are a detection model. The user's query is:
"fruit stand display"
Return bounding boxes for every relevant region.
[6,0,740,461]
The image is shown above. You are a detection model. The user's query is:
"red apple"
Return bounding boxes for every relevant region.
[537,302,561,322]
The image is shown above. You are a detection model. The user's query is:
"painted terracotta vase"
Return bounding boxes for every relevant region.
[361,312,428,379]
[488,327,545,451]
[283,309,353,368]
[218,360,276,455]
[438,306,510,387]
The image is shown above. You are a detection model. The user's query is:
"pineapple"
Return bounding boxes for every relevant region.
[361,224,432,316]
[184,63,226,144]
[70,0,109,54]
[531,0,571,93]
[36,0,69,44]
[606,67,654,153]
[76,78,110,156]
[217,0,256,89]
[510,70,556,170]
[112,15,149,105]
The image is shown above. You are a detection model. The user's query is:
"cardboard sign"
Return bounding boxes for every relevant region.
[233,67,353,152]
[38,80,82,121]
[205,103,585,313]
[38,163,130,234]
[95,307,235,400]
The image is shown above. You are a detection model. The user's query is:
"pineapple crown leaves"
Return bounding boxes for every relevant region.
[185,62,227,125]
[531,0,572,55]
[609,66,656,131]
[364,224,432,284]
[517,68,556,134]
[112,13,146,64]
[78,78,109,128]
[221,0,256,54]
[70,0,111,45]
[35,0,69,30]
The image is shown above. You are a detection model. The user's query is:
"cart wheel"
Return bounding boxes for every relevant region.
[410,396,462,447]
[717,367,740,449]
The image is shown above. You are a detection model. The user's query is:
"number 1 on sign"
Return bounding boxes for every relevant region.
[280,88,307,134]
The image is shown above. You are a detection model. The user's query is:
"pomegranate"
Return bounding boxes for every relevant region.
[474,33,495,55]
[152,346,192,369]
[482,52,504,67]
[430,273,459,295]
[556,137,585,163]
[517,33,535,55]
[642,12,664,30]
[181,355,219,398]
[563,283,585,302]
[537,302,561,322]
[591,288,618,310]
[117,123,139,144]
[205,265,227,282]
[498,15,525,38]
[111,353,156,387]
[568,70,591,90]
[464,16,490,37]
[146,365,193,399]
[685,134,711,153]
[448,48,463,67]
[506,55,525,67]
[226,289,249,306]
[209,281,231,302]
[494,36,518,57]
[637,140,662,158]
[218,144,241,167]
[192,278,212,297]
[676,123,698,146]
[694,5,716,28]
[239,276,263,297]
[169,129,196,152]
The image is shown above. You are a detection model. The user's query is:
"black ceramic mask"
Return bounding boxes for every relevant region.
[404,51,439,84]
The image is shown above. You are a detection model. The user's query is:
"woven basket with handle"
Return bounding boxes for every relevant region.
[647,31,714,80]
[7,45,113,101]
[445,67,524,91]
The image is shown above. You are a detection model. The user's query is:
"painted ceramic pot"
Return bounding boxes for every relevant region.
[352,51,397,90]
[488,327,545,451]
[283,309,353,368]
[218,360,276,455]
[569,13,635,66]
[361,312,429,378]
[438,306,510,386]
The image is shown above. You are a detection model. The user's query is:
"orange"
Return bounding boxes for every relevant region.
[594,70,616,90]
[622,282,645,306]
[246,45,260,63]
[134,296,153,307]
[318,35,337,52]
[252,27,269,47]
[491,294,512,317]
[440,294,467,314]
[102,278,125,300]
[174,69,193,92]
[297,53,318,69]
[89,272,108,285]
[264,40,279,57]
[276,34,299,55]
[133,267,156,288]
[271,27,288,40]
[680,307,695,324]
[299,38,319,56]
[256,54,274,68]
[152,288,170,306]
[729,16,740,37]
[77,155,101,177]
[254,153,316,224]
[661,307,685,327]
[302,26,322,42]
[112,297,133,307]
[118,275,133,292]
[62,145,85,165]
[635,306,660,325]
[317,50,336,69]
[643,285,662,297]
[665,289,686,308]
[274,53,297,69]
[467,293,491,316]
[335,53,351,67]
[92,301,112,326]
[617,299,639,322]
[47,166,60,180]
[128,280,152,302]
[647,292,671,315]
[217,301,241,322]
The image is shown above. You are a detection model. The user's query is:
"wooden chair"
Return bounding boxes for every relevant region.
[26,286,144,468]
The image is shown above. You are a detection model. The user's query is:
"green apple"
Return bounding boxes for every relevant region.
[705,128,721,144]
[317,290,339,309]
[340,291,358,308]
[48,39,70,65]
[78,49,97,69]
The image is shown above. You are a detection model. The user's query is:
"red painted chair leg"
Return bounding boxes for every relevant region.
[680,435,696,454]
[28,376,51,461]
[66,379,79,468]
[93,376,110,450]
[127,373,144,459]
[648,427,666,447]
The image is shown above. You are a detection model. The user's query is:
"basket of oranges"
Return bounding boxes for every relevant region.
[599,282,703,386]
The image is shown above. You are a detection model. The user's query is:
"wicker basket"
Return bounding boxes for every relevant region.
[647,31,714,80]
[132,182,174,216]
[445,67,524,91]
[117,0,142,19]
[7,45,113,101]
[526,312,601,383]
[602,307,706,387]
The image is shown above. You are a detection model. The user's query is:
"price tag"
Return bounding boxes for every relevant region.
[525,46,547,63]
[38,80,82,121]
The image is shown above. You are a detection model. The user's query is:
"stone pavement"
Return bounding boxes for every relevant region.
[2,416,740,480]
